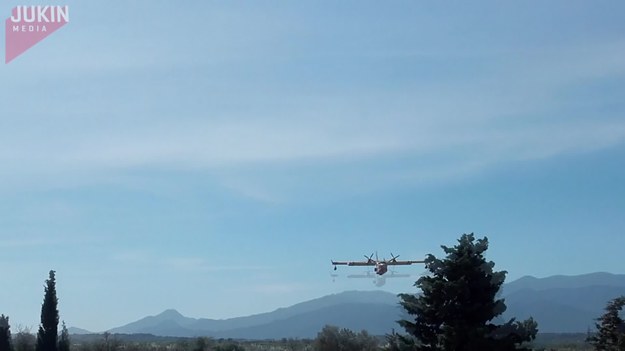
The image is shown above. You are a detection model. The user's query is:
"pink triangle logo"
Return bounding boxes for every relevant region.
[5,6,69,64]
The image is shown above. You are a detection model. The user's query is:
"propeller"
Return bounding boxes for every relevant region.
[364,253,374,263]
[390,253,400,262]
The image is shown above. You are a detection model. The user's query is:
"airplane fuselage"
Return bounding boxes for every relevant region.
[374,262,388,275]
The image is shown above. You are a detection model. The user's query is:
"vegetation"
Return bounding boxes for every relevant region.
[13,327,35,351]
[0,329,608,351]
[62,334,313,351]
[587,296,625,351]
[531,333,594,350]
[313,325,378,351]
[1,315,11,351]
[58,323,69,351]
[212,343,245,351]
[388,233,538,351]
[36,270,60,351]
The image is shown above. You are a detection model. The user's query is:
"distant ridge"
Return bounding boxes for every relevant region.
[501,272,625,332]
[92,273,625,338]
[504,272,625,295]
[108,308,198,335]
[67,327,93,335]
[107,290,399,337]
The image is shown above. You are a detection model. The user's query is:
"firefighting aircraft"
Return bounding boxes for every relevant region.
[331,252,425,276]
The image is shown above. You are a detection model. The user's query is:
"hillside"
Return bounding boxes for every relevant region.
[108,290,399,337]
[501,273,625,332]
[503,272,625,295]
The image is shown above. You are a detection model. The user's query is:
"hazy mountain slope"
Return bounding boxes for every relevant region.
[67,327,93,335]
[191,290,398,332]
[108,309,197,334]
[502,285,625,332]
[132,319,196,337]
[503,272,625,295]
[109,290,399,336]
[503,293,598,333]
[214,303,406,339]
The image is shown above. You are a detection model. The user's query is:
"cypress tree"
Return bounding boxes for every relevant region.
[0,314,11,351]
[36,270,59,351]
[57,322,69,351]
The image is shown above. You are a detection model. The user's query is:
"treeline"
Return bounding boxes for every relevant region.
[3,234,625,351]
[0,328,374,351]
[3,328,619,351]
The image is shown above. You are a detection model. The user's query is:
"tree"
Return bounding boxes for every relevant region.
[0,315,11,351]
[588,295,625,351]
[314,325,378,351]
[192,337,210,351]
[391,233,538,351]
[314,325,341,351]
[36,270,59,351]
[213,343,244,351]
[281,338,307,351]
[58,322,69,351]
[14,326,35,351]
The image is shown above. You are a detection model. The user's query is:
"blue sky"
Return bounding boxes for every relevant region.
[1,0,624,332]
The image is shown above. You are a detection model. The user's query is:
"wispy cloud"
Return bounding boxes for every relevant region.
[1,37,624,202]
[109,252,269,272]
[164,257,269,272]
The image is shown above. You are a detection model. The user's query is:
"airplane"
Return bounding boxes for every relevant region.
[331,252,425,276]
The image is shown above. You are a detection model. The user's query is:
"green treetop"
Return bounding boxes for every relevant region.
[390,233,538,351]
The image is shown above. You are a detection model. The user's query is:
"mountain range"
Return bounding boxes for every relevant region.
[105,291,403,339]
[75,272,625,338]
[501,272,625,333]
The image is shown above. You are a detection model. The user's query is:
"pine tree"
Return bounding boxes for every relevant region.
[0,314,11,351]
[391,233,538,351]
[57,322,69,351]
[588,296,625,351]
[36,270,59,351]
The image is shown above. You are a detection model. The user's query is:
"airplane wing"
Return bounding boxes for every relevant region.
[331,260,375,266]
[386,260,425,266]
